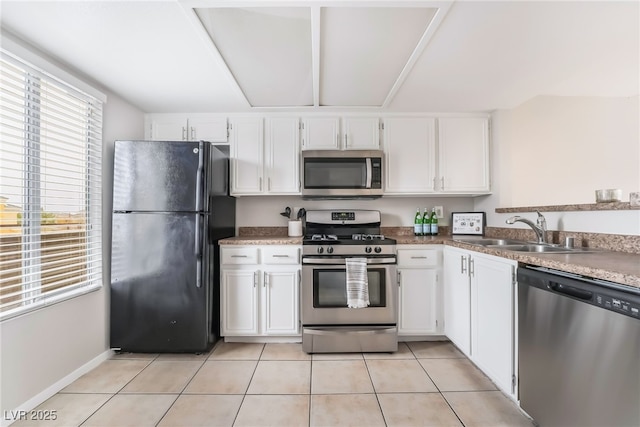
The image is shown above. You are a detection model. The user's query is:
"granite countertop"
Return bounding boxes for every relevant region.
[388,235,640,289]
[220,236,303,245]
[220,233,640,289]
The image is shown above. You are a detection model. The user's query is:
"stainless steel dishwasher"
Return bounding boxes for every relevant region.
[518,265,640,427]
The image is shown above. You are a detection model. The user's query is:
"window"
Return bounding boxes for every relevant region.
[0,49,103,320]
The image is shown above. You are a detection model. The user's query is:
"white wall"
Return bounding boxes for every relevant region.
[236,196,475,229]
[0,89,144,417]
[476,95,640,235]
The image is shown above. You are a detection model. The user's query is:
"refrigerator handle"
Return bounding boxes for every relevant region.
[195,141,204,211]
[195,214,202,288]
[195,214,202,257]
[196,257,202,288]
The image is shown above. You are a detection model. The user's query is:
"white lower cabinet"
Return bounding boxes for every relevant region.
[443,246,472,354]
[443,245,517,398]
[221,245,301,338]
[221,269,259,335]
[263,269,299,335]
[397,246,442,337]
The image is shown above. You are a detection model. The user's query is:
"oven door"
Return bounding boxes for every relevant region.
[301,150,383,198]
[301,257,397,325]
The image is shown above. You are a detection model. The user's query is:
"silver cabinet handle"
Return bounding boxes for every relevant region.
[264,274,268,288]
[469,258,475,277]
[268,177,272,191]
[182,126,187,141]
[231,255,248,258]
[191,127,196,140]
[272,255,290,258]
[441,176,445,190]
[461,255,467,274]
[253,271,258,287]
[411,256,428,259]
[345,133,348,147]
[397,270,401,286]
[259,177,263,191]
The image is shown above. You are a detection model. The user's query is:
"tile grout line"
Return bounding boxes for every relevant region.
[152,351,212,426]
[230,343,265,426]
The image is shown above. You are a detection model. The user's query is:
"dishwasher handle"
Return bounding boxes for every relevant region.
[549,281,593,300]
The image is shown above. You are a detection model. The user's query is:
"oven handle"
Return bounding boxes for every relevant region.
[302,257,396,265]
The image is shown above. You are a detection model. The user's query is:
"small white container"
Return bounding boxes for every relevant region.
[595,189,622,203]
[288,220,303,237]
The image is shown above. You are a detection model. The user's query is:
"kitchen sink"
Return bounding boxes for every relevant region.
[486,244,568,253]
[486,244,600,254]
[455,238,601,254]
[454,238,525,246]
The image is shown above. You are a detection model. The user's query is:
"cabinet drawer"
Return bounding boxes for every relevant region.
[397,249,440,267]
[262,247,300,265]
[222,247,259,265]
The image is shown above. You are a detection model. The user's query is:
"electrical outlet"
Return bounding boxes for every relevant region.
[434,206,444,219]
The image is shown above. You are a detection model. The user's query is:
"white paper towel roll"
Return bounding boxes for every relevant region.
[288,220,303,237]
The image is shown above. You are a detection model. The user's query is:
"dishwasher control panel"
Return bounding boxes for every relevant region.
[595,294,640,317]
[519,265,640,320]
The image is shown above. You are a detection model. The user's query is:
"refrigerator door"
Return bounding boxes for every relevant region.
[110,212,211,352]
[113,140,208,212]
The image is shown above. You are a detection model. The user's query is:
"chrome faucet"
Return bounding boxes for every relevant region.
[506,210,548,244]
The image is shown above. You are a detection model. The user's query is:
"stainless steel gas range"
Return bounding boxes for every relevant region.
[301,210,398,353]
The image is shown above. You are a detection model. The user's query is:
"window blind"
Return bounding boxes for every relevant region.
[0,49,103,320]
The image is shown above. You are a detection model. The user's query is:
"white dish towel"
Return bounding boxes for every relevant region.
[346,257,369,308]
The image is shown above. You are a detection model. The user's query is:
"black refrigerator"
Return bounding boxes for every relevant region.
[110,140,235,352]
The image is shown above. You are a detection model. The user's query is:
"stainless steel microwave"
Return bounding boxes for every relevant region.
[301,150,383,198]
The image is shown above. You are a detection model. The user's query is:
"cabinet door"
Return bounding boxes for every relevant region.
[343,117,380,150]
[263,269,300,335]
[301,117,340,150]
[383,117,436,194]
[438,117,490,193]
[471,255,516,396]
[230,118,264,195]
[221,269,259,335]
[188,117,228,142]
[265,118,301,194]
[398,268,439,335]
[443,247,471,355]
[150,116,188,141]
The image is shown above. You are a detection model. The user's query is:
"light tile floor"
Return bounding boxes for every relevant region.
[13,341,535,427]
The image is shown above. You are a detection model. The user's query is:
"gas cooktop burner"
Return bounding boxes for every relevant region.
[311,234,338,241]
[352,234,385,241]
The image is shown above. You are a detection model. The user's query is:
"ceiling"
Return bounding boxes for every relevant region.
[1,1,638,113]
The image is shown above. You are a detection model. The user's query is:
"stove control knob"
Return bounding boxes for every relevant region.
[317,247,324,254]
[327,246,334,254]
[365,246,373,254]
[374,246,382,253]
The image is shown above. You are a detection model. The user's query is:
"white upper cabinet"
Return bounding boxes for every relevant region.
[230,117,264,195]
[146,114,228,142]
[230,117,300,196]
[342,117,380,150]
[383,116,490,195]
[383,117,436,195]
[265,117,301,194]
[301,117,340,150]
[438,117,490,193]
[301,117,379,150]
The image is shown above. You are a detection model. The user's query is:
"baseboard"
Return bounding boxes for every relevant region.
[1,349,113,427]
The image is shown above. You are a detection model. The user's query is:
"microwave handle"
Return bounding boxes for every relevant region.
[366,158,372,189]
